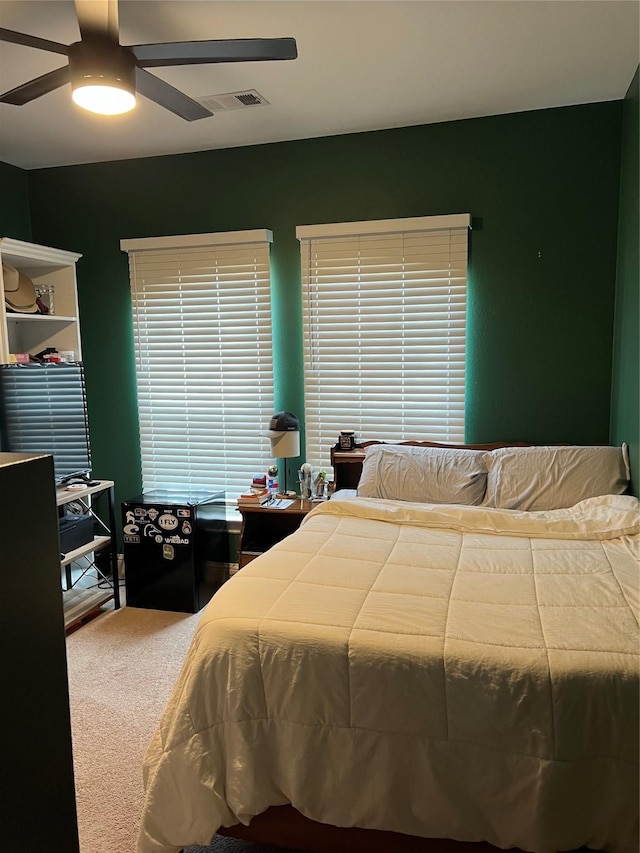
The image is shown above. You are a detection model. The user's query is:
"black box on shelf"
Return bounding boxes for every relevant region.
[58,513,94,554]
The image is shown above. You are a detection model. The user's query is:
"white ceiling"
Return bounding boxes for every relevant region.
[0,1,638,170]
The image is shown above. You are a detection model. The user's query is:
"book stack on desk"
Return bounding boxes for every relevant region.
[237,488,272,507]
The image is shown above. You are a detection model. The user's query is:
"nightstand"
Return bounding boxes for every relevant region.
[238,498,314,567]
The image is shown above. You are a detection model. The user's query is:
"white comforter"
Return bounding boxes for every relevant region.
[138,495,640,853]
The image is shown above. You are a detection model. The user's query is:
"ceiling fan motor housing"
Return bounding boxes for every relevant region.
[68,39,135,96]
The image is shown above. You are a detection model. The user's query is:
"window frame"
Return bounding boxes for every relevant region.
[121,229,275,500]
[296,214,471,471]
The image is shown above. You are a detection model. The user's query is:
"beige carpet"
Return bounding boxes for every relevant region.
[66,605,201,853]
[66,605,306,853]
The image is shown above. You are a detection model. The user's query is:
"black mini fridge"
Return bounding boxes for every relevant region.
[122,489,227,613]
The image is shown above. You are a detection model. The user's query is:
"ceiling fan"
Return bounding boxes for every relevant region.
[0,0,297,120]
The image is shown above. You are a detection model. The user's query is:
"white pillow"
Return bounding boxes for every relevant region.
[357,444,488,505]
[482,444,630,511]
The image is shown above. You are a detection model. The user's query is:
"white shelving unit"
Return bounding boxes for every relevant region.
[0,237,120,628]
[0,238,118,629]
[0,237,82,364]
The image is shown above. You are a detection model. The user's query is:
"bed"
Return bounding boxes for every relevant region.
[137,441,639,853]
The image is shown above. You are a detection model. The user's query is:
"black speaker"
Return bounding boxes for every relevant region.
[58,513,94,554]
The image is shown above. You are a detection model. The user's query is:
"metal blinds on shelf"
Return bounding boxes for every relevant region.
[122,232,274,499]
[297,214,471,472]
[0,362,91,483]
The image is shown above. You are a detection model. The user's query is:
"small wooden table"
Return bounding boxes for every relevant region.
[237,498,315,568]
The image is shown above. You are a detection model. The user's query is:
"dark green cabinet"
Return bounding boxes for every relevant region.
[0,452,80,853]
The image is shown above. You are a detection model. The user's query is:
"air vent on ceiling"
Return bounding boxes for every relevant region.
[196,90,270,112]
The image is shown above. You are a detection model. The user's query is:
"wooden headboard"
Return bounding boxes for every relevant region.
[330,439,529,491]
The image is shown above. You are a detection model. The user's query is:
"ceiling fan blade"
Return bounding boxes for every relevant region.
[74,0,119,42]
[0,65,70,105]
[131,37,297,68]
[134,67,213,121]
[0,27,68,56]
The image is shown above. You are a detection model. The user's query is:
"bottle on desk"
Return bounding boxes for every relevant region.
[299,463,312,499]
[267,464,279,495]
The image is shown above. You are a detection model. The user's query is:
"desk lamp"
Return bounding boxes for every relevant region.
[265,411,300,497]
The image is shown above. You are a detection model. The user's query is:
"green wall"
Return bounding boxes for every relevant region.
[14,101,624,506]
[0,161,32,241]
[611,68,639,496]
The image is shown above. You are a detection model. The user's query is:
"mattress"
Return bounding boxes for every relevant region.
[138,494,640,853]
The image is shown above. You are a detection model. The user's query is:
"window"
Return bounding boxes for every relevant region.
[297,214,471,470]
[121,230,274,499]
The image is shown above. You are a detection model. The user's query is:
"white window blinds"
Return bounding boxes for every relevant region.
[297,214,471,471]
[121,230,274,499]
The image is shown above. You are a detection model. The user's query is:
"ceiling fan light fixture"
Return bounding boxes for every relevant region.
[69,40,136,115]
